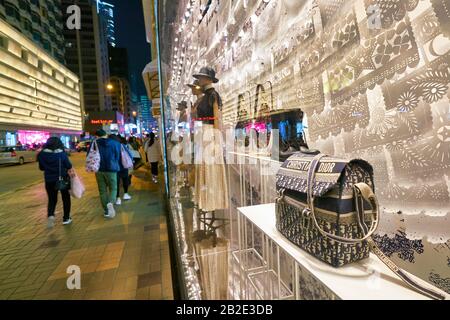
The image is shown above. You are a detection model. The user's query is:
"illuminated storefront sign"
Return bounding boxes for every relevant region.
[85,111,125,134]
[90,120,114,125]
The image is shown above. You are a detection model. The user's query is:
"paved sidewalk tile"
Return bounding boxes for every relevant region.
[0,154,173,300]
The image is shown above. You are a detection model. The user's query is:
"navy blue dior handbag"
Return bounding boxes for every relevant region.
[275,151,445,300]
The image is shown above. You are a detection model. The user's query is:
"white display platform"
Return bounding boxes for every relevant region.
[238,203,449,300]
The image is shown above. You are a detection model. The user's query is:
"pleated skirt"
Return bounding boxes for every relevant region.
[194,124,229,211]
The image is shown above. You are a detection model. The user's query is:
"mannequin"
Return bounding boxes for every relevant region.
[192,67,229,214]
[191,68,230,300]
[188,79,204,130]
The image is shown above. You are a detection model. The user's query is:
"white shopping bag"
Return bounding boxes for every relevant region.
[70,175,86,199]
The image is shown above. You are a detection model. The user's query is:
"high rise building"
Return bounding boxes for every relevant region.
[97,1,115,47]
[138,95,154,132]
[61,0,111,123]
[0,0,66,63]
[0,18,82,147]
[108,77,131,117]
[108,46,129,79]
[108,46,133,122]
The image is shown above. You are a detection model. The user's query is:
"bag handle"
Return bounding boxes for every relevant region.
[91,140,98,152]
[306,154,445,300]
[306,154,379,244]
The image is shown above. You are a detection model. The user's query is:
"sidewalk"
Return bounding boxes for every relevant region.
[0,154,173,300]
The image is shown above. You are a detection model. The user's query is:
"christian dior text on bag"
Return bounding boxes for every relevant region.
[275,152,445,300]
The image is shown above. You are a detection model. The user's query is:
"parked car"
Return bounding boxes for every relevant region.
[0,146,37,165]
[76,141,91,152]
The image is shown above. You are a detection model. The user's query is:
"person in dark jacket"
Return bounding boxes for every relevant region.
[109,135,133,205]
[91,129,122,218]
[127,136,142,169]
[38,137,74,228]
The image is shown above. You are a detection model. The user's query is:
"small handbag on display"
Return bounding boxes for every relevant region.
[275,151,445,300]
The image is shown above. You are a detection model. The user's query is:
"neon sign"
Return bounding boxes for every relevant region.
[90,120,114,125]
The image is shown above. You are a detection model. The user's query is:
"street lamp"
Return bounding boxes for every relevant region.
[107,77,125,114]
[132,110,138,125]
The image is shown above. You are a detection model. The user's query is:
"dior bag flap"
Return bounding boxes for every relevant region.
[276,152,445,300]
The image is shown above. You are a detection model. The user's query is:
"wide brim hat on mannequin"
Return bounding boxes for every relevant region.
[193,66,219,83]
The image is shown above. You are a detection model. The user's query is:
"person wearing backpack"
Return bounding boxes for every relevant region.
[38,137,75,228]
[89,129,121,218]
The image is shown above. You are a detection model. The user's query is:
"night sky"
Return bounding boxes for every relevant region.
[109,0,151,98]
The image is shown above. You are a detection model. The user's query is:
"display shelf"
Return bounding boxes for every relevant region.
[231,248,267,274]
[236,204,450,300]
[248,269,294,300]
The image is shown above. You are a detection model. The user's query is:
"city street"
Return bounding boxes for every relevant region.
[0,162,42,196]
[0,153,173,300]
[0,153,84,196]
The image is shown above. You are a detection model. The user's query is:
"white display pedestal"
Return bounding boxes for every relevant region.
[235,203,449,300]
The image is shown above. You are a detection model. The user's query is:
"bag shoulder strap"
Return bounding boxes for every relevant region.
[368,238,445,300]
[306,155,445,300]
[58,157,62,180]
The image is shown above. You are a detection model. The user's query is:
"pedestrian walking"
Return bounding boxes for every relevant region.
[145,132,161,183]
[142,135,150,164]
[110,135,133,205]
[128,136,142,169]
[38,137,75,228]
[90,129,121,218]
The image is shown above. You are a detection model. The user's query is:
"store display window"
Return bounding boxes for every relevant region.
[17,130,50,147]
[155,0,450,300]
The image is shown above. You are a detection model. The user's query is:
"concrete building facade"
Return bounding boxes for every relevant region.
[0,0,66,63]
[61,0,111,124]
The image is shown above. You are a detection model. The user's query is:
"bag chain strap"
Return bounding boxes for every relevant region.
[304,153,445,300]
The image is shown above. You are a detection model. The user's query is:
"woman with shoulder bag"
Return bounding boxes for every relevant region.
[38,137,75,228]
[145,132,161,183]
[128,136,142,169]
[111,135,133,205]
